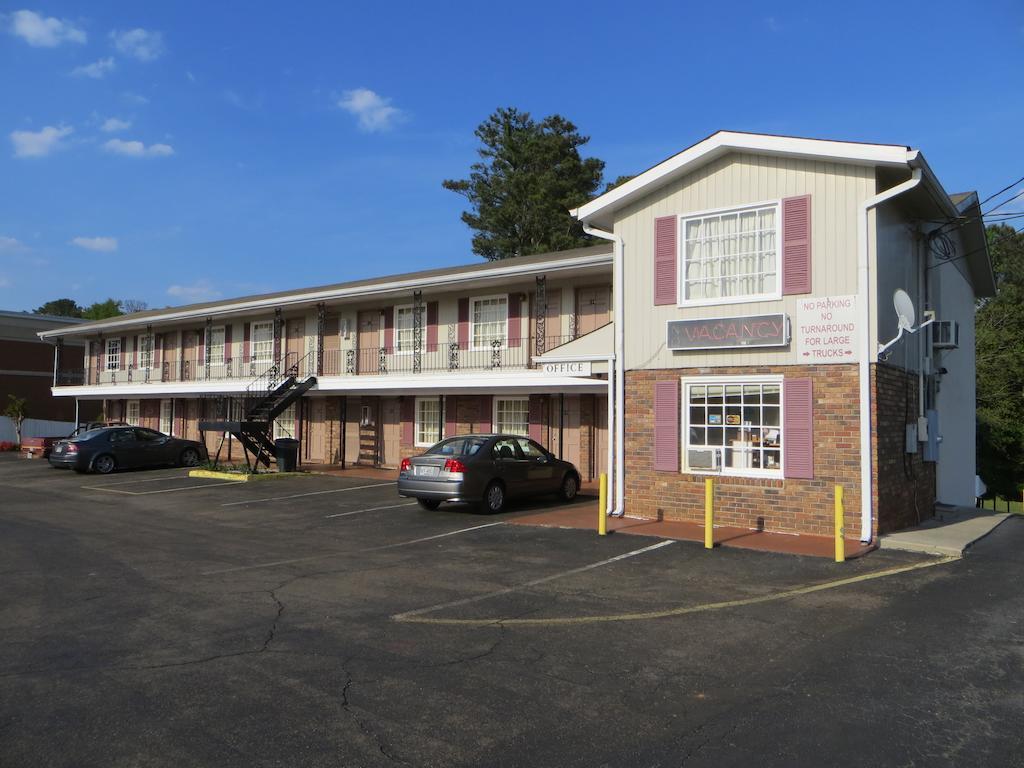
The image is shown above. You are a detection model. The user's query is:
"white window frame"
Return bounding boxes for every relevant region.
[394,304,424,355]
[160,400,174,435]
[251,320,274,362]
[207,326,226,365]
[493,396,529,436]
[680,375,784,479]
[139,335,154,370]
[414,396,442,447]
[126,399,141,427]
[470,294,508,352]
[678,200,782,308]
[105,338,121,371]
[274,403,296,440]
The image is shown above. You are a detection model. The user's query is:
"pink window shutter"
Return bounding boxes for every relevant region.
[507,293,521,348]
[197,329,205,366]
[782,195,812,295]
[478,395,492,433]
[783,378,814,479]
[383,307,394,351]
[528,395,544,442]
[133,335,138,368]
[653,380,679,472]
[224,324,233,363]
[401,397,415,445]
[654,216,678,306]
[154,334,162,366]
[426,302,439,349]
[457,298,470,349]
[242,323,251,363]
[445,395,457,438]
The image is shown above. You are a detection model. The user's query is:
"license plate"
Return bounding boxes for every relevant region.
[54,445,64,454]
[415,465,439,477]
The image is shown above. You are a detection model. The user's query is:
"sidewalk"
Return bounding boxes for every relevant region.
[879,504,1013,557]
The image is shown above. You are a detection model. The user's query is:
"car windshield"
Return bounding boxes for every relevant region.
[72,428,104,441]
[425,437,486,457]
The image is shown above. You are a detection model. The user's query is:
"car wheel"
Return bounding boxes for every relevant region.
[93,454,116,475]
[559,473,579,502]
[417,499,441,511]
[483,481,506,513]
[180,448,201,467]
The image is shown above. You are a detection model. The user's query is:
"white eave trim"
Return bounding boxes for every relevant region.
[38,250,613,340]
[572,131,916,223]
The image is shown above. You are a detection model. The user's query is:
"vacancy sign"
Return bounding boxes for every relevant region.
[795,295,858,363]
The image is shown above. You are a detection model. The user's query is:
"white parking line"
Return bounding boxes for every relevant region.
[80,473,193,488]
[220,482,396,507]
[324,502,417,518]
[392,539,675,621]
[83,482,242,495]
[202,521,505,575]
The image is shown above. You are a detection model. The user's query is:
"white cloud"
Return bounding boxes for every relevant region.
[100,117,131,132]
[71,236,118,252]
[0,236,24,251]
[337,88,402,132]
[122,91,149,105]
[103,138,174,157]
[110,28,164,61]
[71,56,115,79]
[8,10,86,47]
[10,124,73,158]
[167,279,220,303]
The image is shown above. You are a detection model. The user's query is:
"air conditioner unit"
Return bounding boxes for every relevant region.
[932,320,959,350]
[687,448,721,472]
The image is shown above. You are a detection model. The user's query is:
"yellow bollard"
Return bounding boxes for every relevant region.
[598,473,608,536]
[704,477,714,549]
[834,485,845,563]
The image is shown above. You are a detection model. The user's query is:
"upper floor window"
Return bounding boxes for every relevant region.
[139,335,153,370]
[472,296,507,350]
[251,321,274,362]
[395,305,424,353]
[681,203,779,305]
[208,326,226,364]
[105,338,121,371]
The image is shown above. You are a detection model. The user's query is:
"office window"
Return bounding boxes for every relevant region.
[494,397,529,436]
[683,379,782,475]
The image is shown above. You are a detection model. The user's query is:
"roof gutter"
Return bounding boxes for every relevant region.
[856,161,923,542]
[38,251,613,340]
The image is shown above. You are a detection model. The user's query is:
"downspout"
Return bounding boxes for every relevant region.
[583,224,625,516]
[606,357,614,515]
[857,164,922,542]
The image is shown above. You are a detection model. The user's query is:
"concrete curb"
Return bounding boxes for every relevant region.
[188,469,309,482]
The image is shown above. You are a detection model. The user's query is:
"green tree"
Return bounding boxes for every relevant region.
[443,107,605,260]
[3,395,27,446]
[34,299,84,318]
[975,224,1024,499]
[82,299,124,320]
[604,174,635,193]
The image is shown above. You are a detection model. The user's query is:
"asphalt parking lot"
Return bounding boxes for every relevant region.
[2,455,1022,767]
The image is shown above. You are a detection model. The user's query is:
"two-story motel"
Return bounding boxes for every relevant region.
[40,131,993,544]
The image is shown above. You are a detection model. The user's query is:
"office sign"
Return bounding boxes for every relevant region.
[667,314,789,351]
[541,361,592,376]
[795,295,858,363]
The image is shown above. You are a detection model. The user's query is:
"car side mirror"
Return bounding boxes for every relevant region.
[535,456,548,463]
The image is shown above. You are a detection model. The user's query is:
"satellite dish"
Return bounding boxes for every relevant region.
[893,289,915,331]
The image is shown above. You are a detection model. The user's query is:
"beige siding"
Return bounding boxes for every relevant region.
[614,152,876,369]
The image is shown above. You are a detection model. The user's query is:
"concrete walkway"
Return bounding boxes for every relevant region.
[880,504,1013,557]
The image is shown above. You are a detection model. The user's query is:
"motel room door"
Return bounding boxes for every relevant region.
[303,398,326,464]
[380,397,401,468]
[285,318,305,375]
[576,286,612,336]
[357,311,380,375]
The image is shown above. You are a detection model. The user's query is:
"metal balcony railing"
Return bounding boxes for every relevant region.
[59,335,579,387]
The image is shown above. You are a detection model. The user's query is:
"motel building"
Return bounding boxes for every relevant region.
[41,131,993,544]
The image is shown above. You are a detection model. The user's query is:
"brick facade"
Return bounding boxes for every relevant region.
[625,365,863,537]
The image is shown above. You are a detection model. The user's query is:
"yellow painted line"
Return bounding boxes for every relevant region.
[188,469,249,482]
[393,554,960,626]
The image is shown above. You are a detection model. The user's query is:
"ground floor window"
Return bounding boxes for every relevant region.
[126,400,140,427]
[274,403,296,440]
[160,400,174,435]
[415,397,441,447]
[494,397,529,436]
[683,377,782,475]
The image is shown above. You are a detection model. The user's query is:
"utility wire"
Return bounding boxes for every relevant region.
[926,223,1024,272]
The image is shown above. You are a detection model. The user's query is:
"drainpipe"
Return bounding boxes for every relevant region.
[583,224,625,516]
[857,165,922,542]
[606,357,614,515]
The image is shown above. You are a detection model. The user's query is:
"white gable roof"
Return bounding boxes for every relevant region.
[572,130,918,227]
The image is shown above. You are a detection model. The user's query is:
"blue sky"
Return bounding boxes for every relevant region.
[1,0,1022,311]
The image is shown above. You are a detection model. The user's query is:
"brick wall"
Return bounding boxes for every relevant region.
[625,365,863,537]
[871,363,936,533]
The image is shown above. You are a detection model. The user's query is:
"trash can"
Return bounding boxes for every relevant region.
[274,438,300,473]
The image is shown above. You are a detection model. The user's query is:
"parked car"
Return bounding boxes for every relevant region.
[48,426,207,474]
[398,434,581,512]
[68,421,128,438]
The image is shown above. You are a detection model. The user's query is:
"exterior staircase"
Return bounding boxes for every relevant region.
[200,353,317,470]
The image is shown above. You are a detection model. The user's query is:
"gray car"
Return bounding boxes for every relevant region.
[398,434,581,512]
